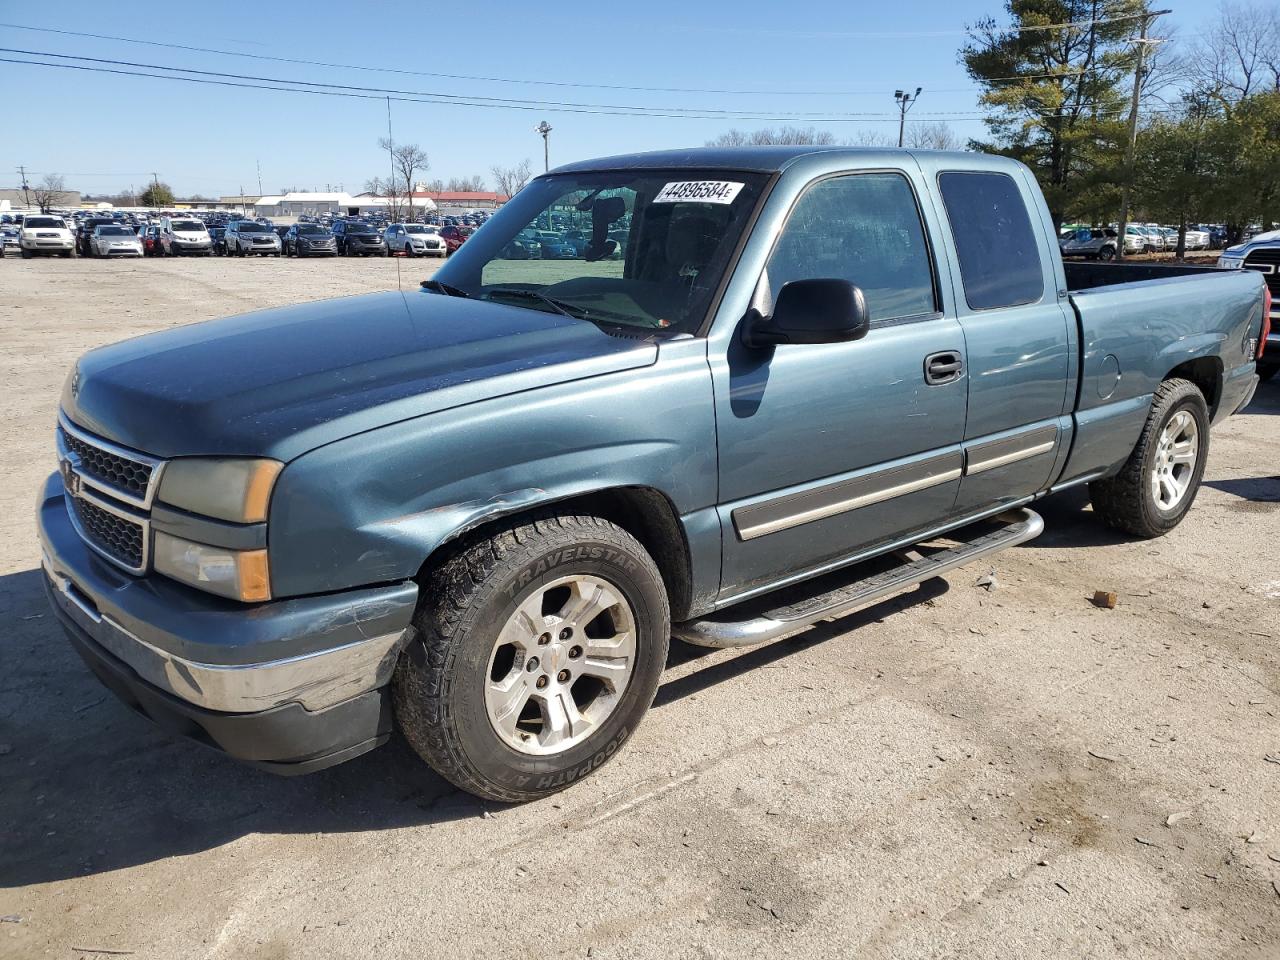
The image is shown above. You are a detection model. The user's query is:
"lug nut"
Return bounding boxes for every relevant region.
[559,627,572,641]
[526,657,539,672]
[557,669,571,682]
[568,645,582,659]
[536,676,549,689]
[538,632,551,645]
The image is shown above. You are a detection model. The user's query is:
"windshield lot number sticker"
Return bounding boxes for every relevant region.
[653,181,744,204]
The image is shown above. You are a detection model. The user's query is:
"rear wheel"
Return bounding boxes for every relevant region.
[1098,245,1116,261]
[1089,378,1209,538]
[394,514,669,803]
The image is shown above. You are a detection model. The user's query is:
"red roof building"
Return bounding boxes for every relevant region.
[410,191,509,210]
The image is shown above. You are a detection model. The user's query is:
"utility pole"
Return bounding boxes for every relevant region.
[149,172,161,209]
[894,87,922,147]
[1116,9,1169,260]
[17,165,30,208]
[256,159,263,197]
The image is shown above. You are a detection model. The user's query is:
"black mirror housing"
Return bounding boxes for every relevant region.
[743,278,871,347]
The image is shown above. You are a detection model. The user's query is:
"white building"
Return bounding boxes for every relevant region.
[251,192,437,218]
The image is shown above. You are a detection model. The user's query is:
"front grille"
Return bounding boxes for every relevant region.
[70,494,145,571]
[59,426,154,500]
[1244,249,1280,298]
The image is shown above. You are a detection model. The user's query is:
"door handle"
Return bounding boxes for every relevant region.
[924,351,964,385]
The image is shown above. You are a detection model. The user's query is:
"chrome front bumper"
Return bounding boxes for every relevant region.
[43,557,405,712]
[38,472,418,717]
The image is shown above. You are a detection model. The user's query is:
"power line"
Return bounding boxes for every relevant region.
[0,20,1128,97]
[0,48,1156,122]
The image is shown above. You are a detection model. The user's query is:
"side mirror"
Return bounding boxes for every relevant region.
[743,278,871,348]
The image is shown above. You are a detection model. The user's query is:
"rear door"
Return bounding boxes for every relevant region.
[923,160,1074,513]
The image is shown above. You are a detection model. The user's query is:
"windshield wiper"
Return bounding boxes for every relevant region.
[420,279,472,298]
[484,289,593,320]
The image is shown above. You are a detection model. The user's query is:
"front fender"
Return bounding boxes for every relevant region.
[267,340,718,598]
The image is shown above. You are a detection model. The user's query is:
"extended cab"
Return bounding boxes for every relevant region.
[39,148,1268,801]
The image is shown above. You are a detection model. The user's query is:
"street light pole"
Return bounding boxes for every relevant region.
[894,87,922,148]
[536,120,552,173]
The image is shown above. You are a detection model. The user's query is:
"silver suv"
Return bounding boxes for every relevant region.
[225,220,282,257]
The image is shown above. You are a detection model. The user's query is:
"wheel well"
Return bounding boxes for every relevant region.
[1165,357,1222,417]
[420,487,695,621]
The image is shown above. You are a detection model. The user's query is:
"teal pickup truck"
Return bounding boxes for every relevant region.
[39,147,1268,801]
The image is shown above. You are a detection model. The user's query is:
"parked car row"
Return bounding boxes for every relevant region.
[1,215,470,260]
[1058,222,1226,260]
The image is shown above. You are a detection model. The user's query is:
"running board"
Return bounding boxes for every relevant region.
[672,508,1044,649]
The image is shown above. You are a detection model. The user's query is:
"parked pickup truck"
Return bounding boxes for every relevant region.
[39,147,1269,802]
[1219,229,1280,380]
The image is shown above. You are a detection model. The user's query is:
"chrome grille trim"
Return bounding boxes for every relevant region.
[64,483,150,575]
[57,413,165,510]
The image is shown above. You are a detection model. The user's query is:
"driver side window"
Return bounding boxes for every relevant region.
[765,172,937,323]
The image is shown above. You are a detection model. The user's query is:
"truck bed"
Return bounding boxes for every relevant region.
[1063,260,1223,290]
[1054,259,1265,491]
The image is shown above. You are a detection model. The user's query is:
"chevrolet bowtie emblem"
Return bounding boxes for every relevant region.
[61,459,81,496]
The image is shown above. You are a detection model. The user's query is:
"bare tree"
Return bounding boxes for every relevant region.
[378,138,429,221]
[363,176,405,221]
[1186,1,1280,105]
[32,173,68,213]
[445,175,487,192]
[845,129,897,147]
[706,125,837,146]
[905,122,963,151]
[490,159,533,199]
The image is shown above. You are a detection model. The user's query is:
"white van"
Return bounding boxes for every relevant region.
[159,216,212,256]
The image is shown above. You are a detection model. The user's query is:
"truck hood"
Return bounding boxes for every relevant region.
[62,290,658,460]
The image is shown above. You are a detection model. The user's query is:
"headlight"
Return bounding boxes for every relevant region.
[153,532,271,601]
[1218,257,1244,269]
[157,457,282,523]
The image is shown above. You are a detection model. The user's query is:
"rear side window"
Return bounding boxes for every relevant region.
[938,171,1043,310]
[766,172,937,322]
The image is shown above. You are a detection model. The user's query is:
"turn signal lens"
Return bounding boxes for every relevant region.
[153,532,271,602]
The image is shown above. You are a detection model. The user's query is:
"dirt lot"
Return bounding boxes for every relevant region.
[0,256,1277,960]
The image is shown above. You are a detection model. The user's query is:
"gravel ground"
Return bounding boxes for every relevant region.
[0,256,1277,960]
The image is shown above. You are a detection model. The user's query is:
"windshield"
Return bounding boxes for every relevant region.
[172,220,205,232]
[297,225,328,235]
[25,217,64,229]
[405,225,431,234]
[236,222,268,233]
[432,170,769,334]
[99,226,134,236]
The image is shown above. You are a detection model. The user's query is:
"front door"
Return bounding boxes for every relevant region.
[710,168,969,602]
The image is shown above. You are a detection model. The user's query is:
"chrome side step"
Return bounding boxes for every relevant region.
[672,508,1044,649]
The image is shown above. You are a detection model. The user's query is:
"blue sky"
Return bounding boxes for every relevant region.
[2,0,1221,198]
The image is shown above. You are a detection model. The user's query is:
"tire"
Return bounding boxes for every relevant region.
[1098,245,1116,262]
[394,514,670,803]
[21,248,32,259]
[1258,362,1278,383]
[1088,378,1210,538]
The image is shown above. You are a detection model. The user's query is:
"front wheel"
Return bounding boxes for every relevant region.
[1098,245,1116,261]
[394,514,670,803]
[1089,378,1209,538]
